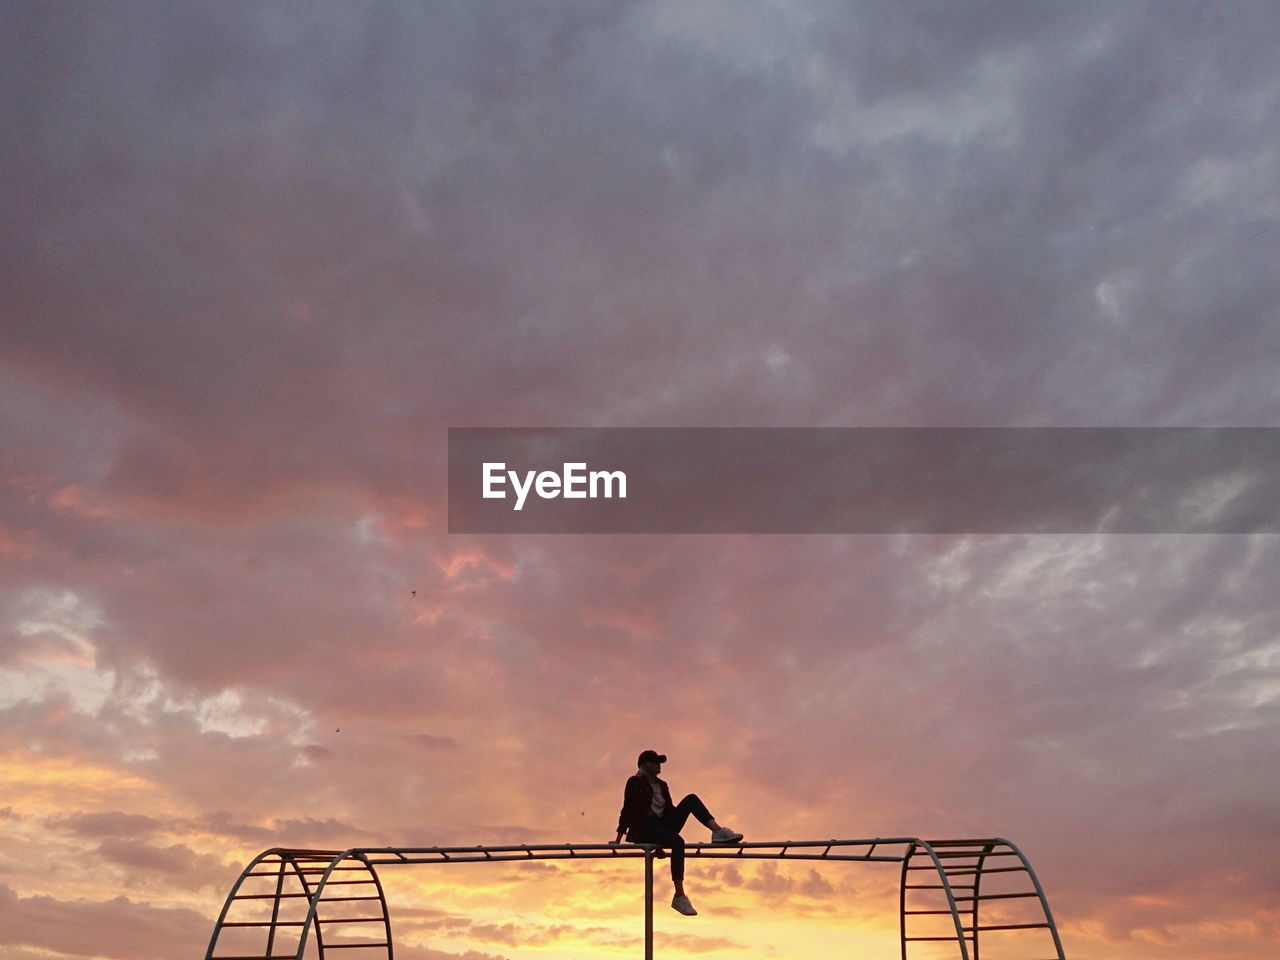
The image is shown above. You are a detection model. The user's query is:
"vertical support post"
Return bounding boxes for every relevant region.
[644,848,654,960]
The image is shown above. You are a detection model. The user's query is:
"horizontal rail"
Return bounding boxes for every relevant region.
[233,838,1030,872]
[244,867,367,876]
[317,918,389,924]
[320,945,390,950]
[922,839,1009,847]
[258,838,936,867]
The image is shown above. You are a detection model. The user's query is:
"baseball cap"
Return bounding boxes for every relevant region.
[637,750,667,765]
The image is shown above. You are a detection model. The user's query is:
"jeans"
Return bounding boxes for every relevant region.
[644,793,714,883]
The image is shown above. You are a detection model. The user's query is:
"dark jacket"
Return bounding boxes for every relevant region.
[617,772,674,841]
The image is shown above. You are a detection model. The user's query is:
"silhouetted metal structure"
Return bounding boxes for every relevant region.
[205,837,1064,960]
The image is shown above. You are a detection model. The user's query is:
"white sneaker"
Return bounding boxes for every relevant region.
[711,827,743,844]
[671,895,698,916]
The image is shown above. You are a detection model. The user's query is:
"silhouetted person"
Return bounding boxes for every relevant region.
[614,749,743,916]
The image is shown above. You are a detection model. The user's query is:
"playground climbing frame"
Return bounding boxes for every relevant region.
[205,837,1065,960]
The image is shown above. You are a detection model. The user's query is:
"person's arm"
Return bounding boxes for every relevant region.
[615,774,645,842]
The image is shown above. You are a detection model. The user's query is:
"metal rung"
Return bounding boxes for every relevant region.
[904,909,961,915]
[904,935,975,942]
[954,892,1040,902]
[232,894,378,902]
[931,850,1018,858]
[219,921,306,928]
[245,866,366,876]
[212,956,301,959]
[923,839,999,846]
[317,918,387,924]
[321,944,390,950]
[940,866,1029,876]
[963,922,1050,932]
[904,884,975,889]
[250,859,325,865]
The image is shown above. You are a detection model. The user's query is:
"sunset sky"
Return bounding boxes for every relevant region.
[2,3,1279,960]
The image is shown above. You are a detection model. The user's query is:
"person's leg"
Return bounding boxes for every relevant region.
[645,818,687,895]
[669,793,734,832]
[666,794,743,845]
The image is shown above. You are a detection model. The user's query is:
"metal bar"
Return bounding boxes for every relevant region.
[206,850,279,960]
[354,838,922,856]
[644,851,653,960]
[899,842,913,960]
[916,841,971,960]
[365,859,395,960]
[362,851,906,865]
[316,918,391,924]
[292,852,344,960]
[682,851,904,863]
[997,837,1067,960]
[245,867,367,875]
[318,944,390,950]
[905,884,975,889]
[963,923,1051,932]
[971,839,995,960]
[924,839,1005,847]
[265,856,287,960]
[292,856,323,960]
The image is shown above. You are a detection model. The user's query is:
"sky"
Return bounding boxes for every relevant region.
[1,2,1279,959]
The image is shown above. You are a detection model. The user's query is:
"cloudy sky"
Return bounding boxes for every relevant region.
[2,2,1278,959]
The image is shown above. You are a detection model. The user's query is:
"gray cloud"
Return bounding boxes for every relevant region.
[2,3,1278,958]
[0,883,210,960]
[53,811,163,839]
